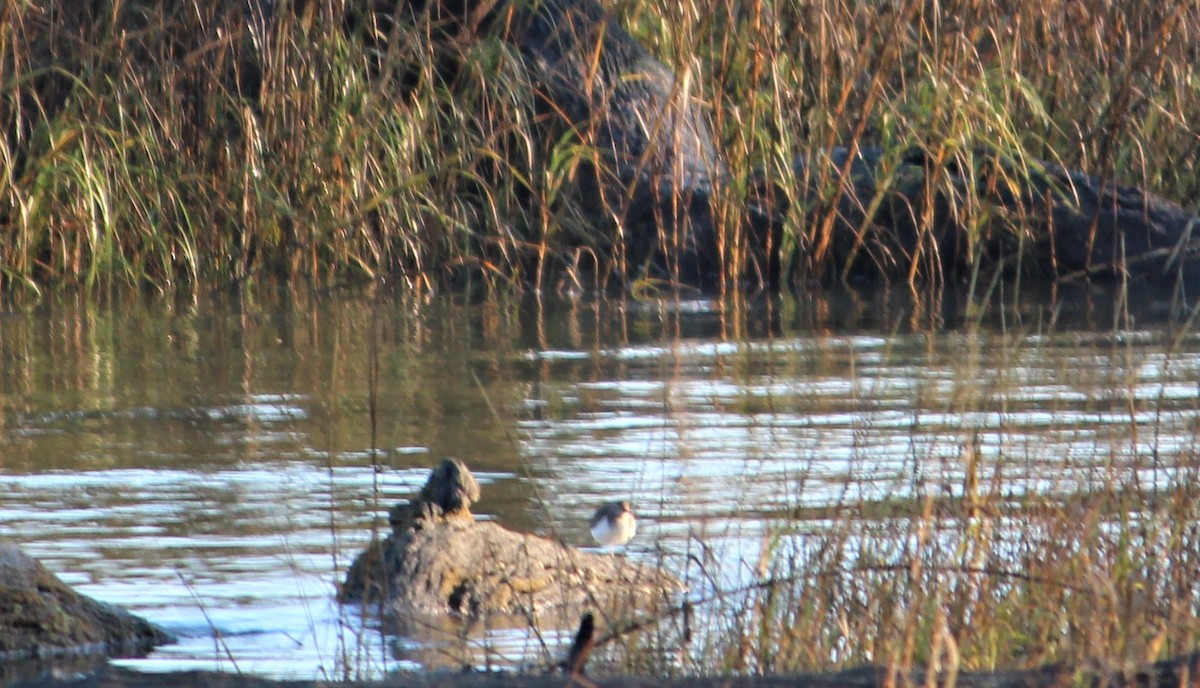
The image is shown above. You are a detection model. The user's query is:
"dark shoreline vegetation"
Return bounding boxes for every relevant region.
[2,1,1198,300]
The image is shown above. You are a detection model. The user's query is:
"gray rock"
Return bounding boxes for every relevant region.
[0,543,172,662]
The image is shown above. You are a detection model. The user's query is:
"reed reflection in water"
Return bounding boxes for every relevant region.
[0,286,1197,677]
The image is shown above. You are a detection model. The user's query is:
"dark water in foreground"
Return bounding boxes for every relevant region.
[1,285,1198,679]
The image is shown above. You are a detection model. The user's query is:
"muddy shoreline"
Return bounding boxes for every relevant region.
[12,652,1200,688]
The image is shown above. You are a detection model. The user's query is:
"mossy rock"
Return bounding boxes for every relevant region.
[0,543,173,661]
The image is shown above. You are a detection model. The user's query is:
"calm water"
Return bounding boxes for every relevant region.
[1,285,1198,679]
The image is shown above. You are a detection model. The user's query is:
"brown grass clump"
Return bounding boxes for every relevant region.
[1,0,1196,297]
[654,482,1200,677]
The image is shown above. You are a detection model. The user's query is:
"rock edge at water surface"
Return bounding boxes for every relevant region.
[339,459,682,619]
[0,543,172,663]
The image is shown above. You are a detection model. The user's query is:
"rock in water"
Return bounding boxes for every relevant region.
[0,543,172,661]
[419,457,480,517]
[341,459,682,619]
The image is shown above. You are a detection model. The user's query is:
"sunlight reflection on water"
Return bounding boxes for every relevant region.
[1,289,1198,678]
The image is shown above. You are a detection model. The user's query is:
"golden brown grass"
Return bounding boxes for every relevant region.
[1,0,1196,297]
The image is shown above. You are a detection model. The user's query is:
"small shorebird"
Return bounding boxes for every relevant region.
[590,501,637,549]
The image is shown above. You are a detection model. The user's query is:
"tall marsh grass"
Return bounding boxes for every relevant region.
[1,0,1197,297]
[557,297,1200,677]
[649,474,1200,676]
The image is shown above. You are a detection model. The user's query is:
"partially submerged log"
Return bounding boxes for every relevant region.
[340,459,682,619]
[0,543,172,662]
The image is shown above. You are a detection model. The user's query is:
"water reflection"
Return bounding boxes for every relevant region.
[0,284,1197,678]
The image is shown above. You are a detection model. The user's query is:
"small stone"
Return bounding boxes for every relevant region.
[419,458,481,517]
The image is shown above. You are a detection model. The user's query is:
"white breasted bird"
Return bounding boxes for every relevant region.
[590,500,637,548]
